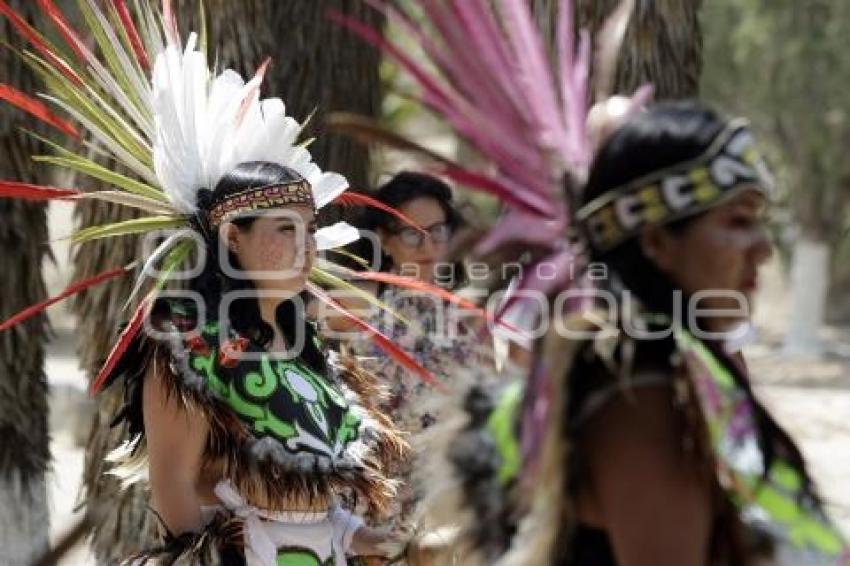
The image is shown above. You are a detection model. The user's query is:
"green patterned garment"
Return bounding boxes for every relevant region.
[462,328,849,564]
[674,328,848,564]
[160,298,364,469]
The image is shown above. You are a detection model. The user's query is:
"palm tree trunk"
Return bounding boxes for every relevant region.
[80,1,384,561]
[76,201,152,562]
[0,2,51,564]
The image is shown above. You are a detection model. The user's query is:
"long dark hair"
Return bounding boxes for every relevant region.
[359,171,462,272]
[582,101,816,499]
[191,161,326,375]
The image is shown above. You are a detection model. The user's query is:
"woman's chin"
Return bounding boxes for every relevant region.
[288,275,308,294]
[259,278,306,299]
[416,262,437,281]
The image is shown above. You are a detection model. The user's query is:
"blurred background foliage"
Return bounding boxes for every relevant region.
[703,0,850,319]
[379,0,850,321]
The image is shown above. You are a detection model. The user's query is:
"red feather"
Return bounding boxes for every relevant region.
[351,270,520,334]
[89,294,151,395]
[111,0,150,71]
[436,164,551,217]
[0,0,83,85]
[36,0,88,63]
[161,0,180,47]
[236,57,271,127]
[327,9,457,113]
[332,192,425,233]
[307,282,446,391]
[0,83,79,138]
[0,266,129,333]
[0,180,81,201]
[355,271,480,310]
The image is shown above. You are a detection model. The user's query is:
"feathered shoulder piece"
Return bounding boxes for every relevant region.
[106,294,409,516]
[424,312,600,565]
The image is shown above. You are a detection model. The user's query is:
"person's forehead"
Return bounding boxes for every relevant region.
[400,197,446,219]
[691,190,764,227]
[246,206,315,227]
[727,188,766,209]
[268,205,315,219]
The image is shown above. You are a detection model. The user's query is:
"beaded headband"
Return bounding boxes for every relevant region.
[206,181,316,229]
[577,119,775,254]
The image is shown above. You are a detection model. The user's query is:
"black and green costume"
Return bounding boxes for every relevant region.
[103,297,407,565]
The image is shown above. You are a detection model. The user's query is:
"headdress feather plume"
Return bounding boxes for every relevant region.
[0,0,472,391]
[331,0,650,315]
[330,2,653,561]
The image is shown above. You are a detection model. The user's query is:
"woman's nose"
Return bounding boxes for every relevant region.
[303,233,317,259]
[751,227,774,266]
[419,236,438,256]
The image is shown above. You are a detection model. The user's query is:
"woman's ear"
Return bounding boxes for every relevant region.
[376,226,396,256]
[639,225,676,273]
[221,222,241,255]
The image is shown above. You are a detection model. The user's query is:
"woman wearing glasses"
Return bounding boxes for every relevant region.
[364,171,460,286]
[321,172,496,537]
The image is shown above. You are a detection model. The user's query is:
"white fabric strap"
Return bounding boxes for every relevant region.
[329,502,365,555]
[213,481,278,566]
[212,481,364,566]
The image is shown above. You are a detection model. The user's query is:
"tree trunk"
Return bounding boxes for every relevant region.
[532,0,703,99]
[80,1,384,561]
[76,201,151,562]
[575,0,703,98]
[783,225,832,356]
[782,2,836,354]
[0,2,51,564]
[783,238,829,356]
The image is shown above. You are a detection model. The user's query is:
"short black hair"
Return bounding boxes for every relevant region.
[361,171,461,232]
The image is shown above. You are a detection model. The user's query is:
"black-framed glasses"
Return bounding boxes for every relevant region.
[394,222,452,247]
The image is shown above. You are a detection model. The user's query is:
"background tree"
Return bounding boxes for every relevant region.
[702,0,850,352]
[531,0,703,98]
[577,0,702,98]
[76,199,149,561]
[78,1,384,561]
[0,2,51,564]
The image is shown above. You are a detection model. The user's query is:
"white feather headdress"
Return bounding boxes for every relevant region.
[150,33,348,215]
[0,0,458,392]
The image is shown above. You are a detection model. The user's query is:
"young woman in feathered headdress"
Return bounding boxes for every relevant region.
[0,1,469,563]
